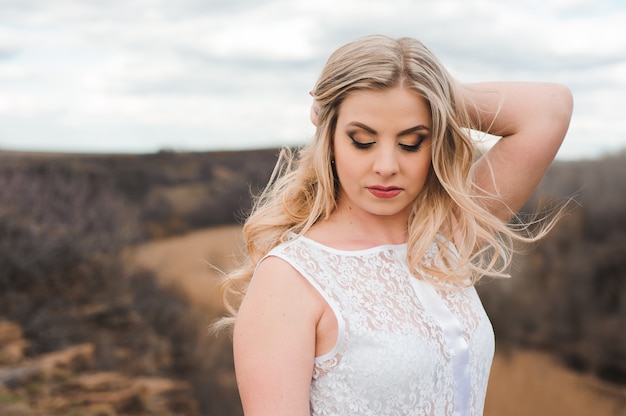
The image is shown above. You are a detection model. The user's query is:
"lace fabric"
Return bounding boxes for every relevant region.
[264,235,495,416]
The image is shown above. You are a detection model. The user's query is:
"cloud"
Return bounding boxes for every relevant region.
[0,0,624,158]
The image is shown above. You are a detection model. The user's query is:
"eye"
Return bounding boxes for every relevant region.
[349,135,375,150]
[399,136,428,152]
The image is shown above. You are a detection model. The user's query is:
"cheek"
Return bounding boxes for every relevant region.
[332,144,357,181]
[333,159,366,195]
[420,158,433,177]
[333,158,352,185]
[409,157,433,186]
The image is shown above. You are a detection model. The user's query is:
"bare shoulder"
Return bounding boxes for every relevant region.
[252,255,321,300]
[238,255,326,330]
[234,255,324,415]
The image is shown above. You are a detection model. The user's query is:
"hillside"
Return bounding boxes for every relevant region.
[1,148,625,414]
[0,148,278,415]
[479,151,626,384]
[0,148,280,241]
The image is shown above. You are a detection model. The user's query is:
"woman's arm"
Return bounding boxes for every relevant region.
[464,82,573,220]
[233,256,323,416]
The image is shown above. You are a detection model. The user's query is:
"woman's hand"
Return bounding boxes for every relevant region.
[309,91,320,126]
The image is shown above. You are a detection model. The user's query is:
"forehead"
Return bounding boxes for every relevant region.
[337,87,431,128]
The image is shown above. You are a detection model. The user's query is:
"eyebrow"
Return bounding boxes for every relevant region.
[347,122,431,137]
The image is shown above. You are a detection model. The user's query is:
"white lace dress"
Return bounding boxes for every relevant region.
[263,235,495,416]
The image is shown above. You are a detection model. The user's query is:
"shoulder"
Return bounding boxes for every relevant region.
[245,254,326,324]
[234,256,322,415]
[254,254,304,283]
[235,254,326,358]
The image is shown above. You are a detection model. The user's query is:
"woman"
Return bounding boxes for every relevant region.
[218,35,573,415]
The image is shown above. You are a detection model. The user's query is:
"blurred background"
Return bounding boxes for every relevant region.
[1,1,625,415]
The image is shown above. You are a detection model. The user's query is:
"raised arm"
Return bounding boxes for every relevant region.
[465,82,573,220]
[233,256,323,416]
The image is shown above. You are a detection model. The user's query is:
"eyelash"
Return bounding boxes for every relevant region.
[349,136,426,152]
[349,138,374,150]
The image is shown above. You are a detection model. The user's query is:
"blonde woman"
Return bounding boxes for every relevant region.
[218,35,573,415]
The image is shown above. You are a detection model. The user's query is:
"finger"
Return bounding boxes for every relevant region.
[310,102,320,126]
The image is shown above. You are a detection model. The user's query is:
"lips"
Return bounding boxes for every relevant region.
[367,186,402,199]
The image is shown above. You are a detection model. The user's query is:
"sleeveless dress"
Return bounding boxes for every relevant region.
[263,235,495,416]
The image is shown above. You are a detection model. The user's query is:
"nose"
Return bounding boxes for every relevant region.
[373,144,399,177]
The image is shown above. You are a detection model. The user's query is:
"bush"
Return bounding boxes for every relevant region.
[478,152,626,385]
[0,159,241,414]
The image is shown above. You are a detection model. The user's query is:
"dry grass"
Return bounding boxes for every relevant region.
[128,225,626,415]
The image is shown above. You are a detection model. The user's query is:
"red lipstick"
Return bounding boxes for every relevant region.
[368,186,402,199]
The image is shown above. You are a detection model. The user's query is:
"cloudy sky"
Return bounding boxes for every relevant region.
[0,0,625,160]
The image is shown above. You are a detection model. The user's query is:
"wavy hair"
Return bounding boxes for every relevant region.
[215,34,558,328]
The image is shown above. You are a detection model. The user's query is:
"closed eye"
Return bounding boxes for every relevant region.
[399,136,428,152]
[349,136,375,150]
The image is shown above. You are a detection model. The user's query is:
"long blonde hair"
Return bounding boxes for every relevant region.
[216,34,556,327]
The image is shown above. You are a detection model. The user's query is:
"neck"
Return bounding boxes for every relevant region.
[325,202,410,247]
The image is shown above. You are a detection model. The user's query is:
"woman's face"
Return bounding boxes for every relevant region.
[332,86,433,221]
